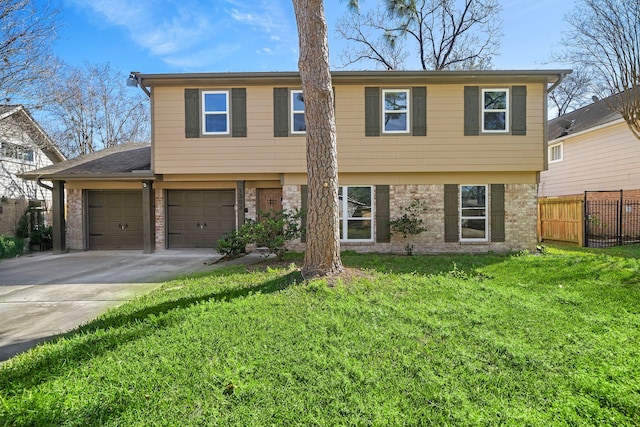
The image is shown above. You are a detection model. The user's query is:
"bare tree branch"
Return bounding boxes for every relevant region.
[558,0,640,139]
[44,63,151,158]
[336,0,502,70]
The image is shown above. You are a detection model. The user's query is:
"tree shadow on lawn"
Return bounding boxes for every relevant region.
[0,268,302,394]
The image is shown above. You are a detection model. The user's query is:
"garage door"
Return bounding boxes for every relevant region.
[167,190,236,248]
[88,191,143,250]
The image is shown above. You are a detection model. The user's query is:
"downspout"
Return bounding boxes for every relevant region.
[127,72,151,98]
[37,176,53,191]
[547,72,569,94]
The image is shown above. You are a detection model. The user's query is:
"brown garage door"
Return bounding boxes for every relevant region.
[167,190,235,248]
[88,191,143,250]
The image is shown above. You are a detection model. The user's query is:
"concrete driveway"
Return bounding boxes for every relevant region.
[0,249,264,363]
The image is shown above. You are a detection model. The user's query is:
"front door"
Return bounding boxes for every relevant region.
[257,188,283,218]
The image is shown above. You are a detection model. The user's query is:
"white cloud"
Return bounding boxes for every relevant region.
[68,0,299,69]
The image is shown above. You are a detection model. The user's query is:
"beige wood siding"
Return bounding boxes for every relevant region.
[539,122,640,197]
[153,83,546,175]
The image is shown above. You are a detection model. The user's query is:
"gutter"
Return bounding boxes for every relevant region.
[547,72,570,94]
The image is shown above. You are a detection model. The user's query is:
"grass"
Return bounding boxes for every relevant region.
[1,245,639,426]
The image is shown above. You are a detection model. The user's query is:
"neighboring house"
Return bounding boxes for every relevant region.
[22,70,568,254]
[0,105,65,236]
[539,94,640,200]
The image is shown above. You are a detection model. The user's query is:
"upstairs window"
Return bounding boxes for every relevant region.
[382,89,410,133]
[549,142,563,163]
[482,89,509,133]
[291,90,306,134]
[202,91,229,135]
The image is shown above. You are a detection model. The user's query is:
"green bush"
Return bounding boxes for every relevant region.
[249,209,303,260]
[216,222,253,258]
[215,209,304,260]
[389,199,427,255]
[0,235,24,259]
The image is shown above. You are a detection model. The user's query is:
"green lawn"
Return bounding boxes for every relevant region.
[1,245,639,426]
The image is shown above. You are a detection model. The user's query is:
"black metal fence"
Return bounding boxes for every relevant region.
[585,191,640,247]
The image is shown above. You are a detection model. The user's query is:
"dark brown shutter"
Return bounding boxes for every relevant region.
[375,185,390,243]
[490,184,505,242]
[365,87,380,136]
[231,88,247,137]
[444,184,459,242]
[511,86,527,136]
[464,86,480,136]
[300,185,308,243]
[184,89,199,138]
[412,86,427,136]
[273,88,289,137]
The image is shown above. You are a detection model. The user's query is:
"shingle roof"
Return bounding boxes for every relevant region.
[548,94,623,141]
[20,144,151,180]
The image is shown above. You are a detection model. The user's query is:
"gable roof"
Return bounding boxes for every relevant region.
[0,105,66,163]
[548,94,625,141]
[19,143,152,181]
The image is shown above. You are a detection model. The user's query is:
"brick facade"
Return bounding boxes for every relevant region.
[154,188,165,251]
[282,183,537,254]
[66,188,83,250]
[0,198,28,236]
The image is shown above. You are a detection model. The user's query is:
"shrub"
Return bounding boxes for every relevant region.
[249,209,303,261]
[216,222,253,258]
[389,199,427,255]
[0,235,24,259]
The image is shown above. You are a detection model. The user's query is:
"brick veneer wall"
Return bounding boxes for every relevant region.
[66,188,83,250]
[155,188,165,250]
[282,183,538,254]
[0,198,28,236]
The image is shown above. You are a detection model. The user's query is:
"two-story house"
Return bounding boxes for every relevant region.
[23,70,569,254]
[1,105,65,236]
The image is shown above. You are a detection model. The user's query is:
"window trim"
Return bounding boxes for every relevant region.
[460,184,488,242]
[339,185,374,243]
[549,141,563,163]
[290,89,306,135]
[201,90,230,135]
[382,89,410,134]
[481,88,509,134]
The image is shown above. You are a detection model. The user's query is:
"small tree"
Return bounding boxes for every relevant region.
[389,199,427,255]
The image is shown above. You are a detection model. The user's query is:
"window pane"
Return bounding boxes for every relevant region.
[484,112,506,131]
[293,113,306,132]
[292,92,305,111]
[339,219,343,239]
[384,91,407,110]
[205,114,228,133]
[461,219,486,239]
[384,113,407,131]
[204,93,227,112]
[347,219,372,240]
[484,91,506,110]
[346,187,372,218]
[338,187,344,217]
[461,186,486,208]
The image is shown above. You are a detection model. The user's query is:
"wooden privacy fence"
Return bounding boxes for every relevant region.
[538,198,584,246]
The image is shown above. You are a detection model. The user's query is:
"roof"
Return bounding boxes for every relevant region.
[0,105,66,163]
[20,144,152,181]
[133,69,572,88]
[548,94,624,141]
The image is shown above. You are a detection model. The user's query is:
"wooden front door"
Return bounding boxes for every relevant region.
[258,188,283,218]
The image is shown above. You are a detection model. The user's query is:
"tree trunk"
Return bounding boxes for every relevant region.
[292,0,344,278]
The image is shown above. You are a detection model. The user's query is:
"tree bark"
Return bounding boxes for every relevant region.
[292,0,344,278]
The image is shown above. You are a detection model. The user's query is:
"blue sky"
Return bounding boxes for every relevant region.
[53,0,575,75]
